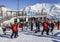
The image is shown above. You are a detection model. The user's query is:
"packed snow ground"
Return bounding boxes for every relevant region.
[0,27,60,42]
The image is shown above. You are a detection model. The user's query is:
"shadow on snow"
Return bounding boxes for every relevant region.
[22,31,60,42]
[0,34,10,38]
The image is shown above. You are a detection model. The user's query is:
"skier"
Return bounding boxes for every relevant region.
[50,21,54,34]
[41,20,49,35]
[21,22,24,31]
[35,19,40,33]
[10,23,18,38]
[30,21,33,31]
[2,24,6,35]
[57,21,60,30]
[49,21,55,35]
[25,22,29,31]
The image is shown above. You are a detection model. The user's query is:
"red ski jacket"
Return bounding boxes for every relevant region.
[12,24,18,32]
[43,22,48,29]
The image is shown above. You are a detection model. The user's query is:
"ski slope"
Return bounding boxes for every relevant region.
[0,27,60,42]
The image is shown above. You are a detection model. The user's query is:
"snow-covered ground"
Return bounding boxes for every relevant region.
[0,27,60,42]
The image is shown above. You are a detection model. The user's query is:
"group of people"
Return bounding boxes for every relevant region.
[26,19,60,35]
[29,19,54,35]
[1,18,60,39]
[2,19,19,38]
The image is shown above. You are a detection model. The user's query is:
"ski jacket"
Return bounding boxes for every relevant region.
[12,24,18,32]
[43,21,48,29]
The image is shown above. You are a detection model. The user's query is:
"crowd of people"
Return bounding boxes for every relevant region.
[1,18,60,39]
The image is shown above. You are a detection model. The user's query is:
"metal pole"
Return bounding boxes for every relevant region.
[17,0,19,17]
[12,0,19,33]
[14,0,19,24]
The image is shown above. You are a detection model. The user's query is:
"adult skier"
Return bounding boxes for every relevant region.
[10,23,18,38]
[41,20,49,35]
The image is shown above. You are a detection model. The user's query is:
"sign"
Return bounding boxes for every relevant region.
[27,13,36,16]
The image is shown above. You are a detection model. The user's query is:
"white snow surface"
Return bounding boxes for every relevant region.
[0,27,60,42]
[25,3,60,19]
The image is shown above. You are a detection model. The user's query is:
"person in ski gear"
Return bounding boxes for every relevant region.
[35,19,40,33]
[30,21,33,31]
[57,21,60,30]
[50,21,55,32]
[41,20,49,35]
[10,23,18,38]
[2,24,6,35]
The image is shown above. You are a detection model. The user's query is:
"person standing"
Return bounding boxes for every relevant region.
[57,21,60,30]
[35,19,40,33]
[41,20,49,35]
[2,24,6,35]
[30,21,33,31]
[50,21,55,35]
[10,23,18,38]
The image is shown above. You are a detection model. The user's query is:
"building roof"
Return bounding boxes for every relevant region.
[0,5,6,7]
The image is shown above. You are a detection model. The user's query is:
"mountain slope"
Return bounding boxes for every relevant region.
[24,3,60,19]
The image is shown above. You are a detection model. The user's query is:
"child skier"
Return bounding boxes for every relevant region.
[2,24,6,35]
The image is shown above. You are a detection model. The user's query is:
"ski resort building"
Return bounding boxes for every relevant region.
[0,5,47,22]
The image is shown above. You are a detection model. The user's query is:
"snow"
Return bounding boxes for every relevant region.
[0,27,2,30]
[25,3,60,19]
[0,30,52,42]
[0,26,60,42]
[0,3,60,42]
[55,4,60,9]
[3,20,10,24]
[0,21,60,42]
[10,17,19,24]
